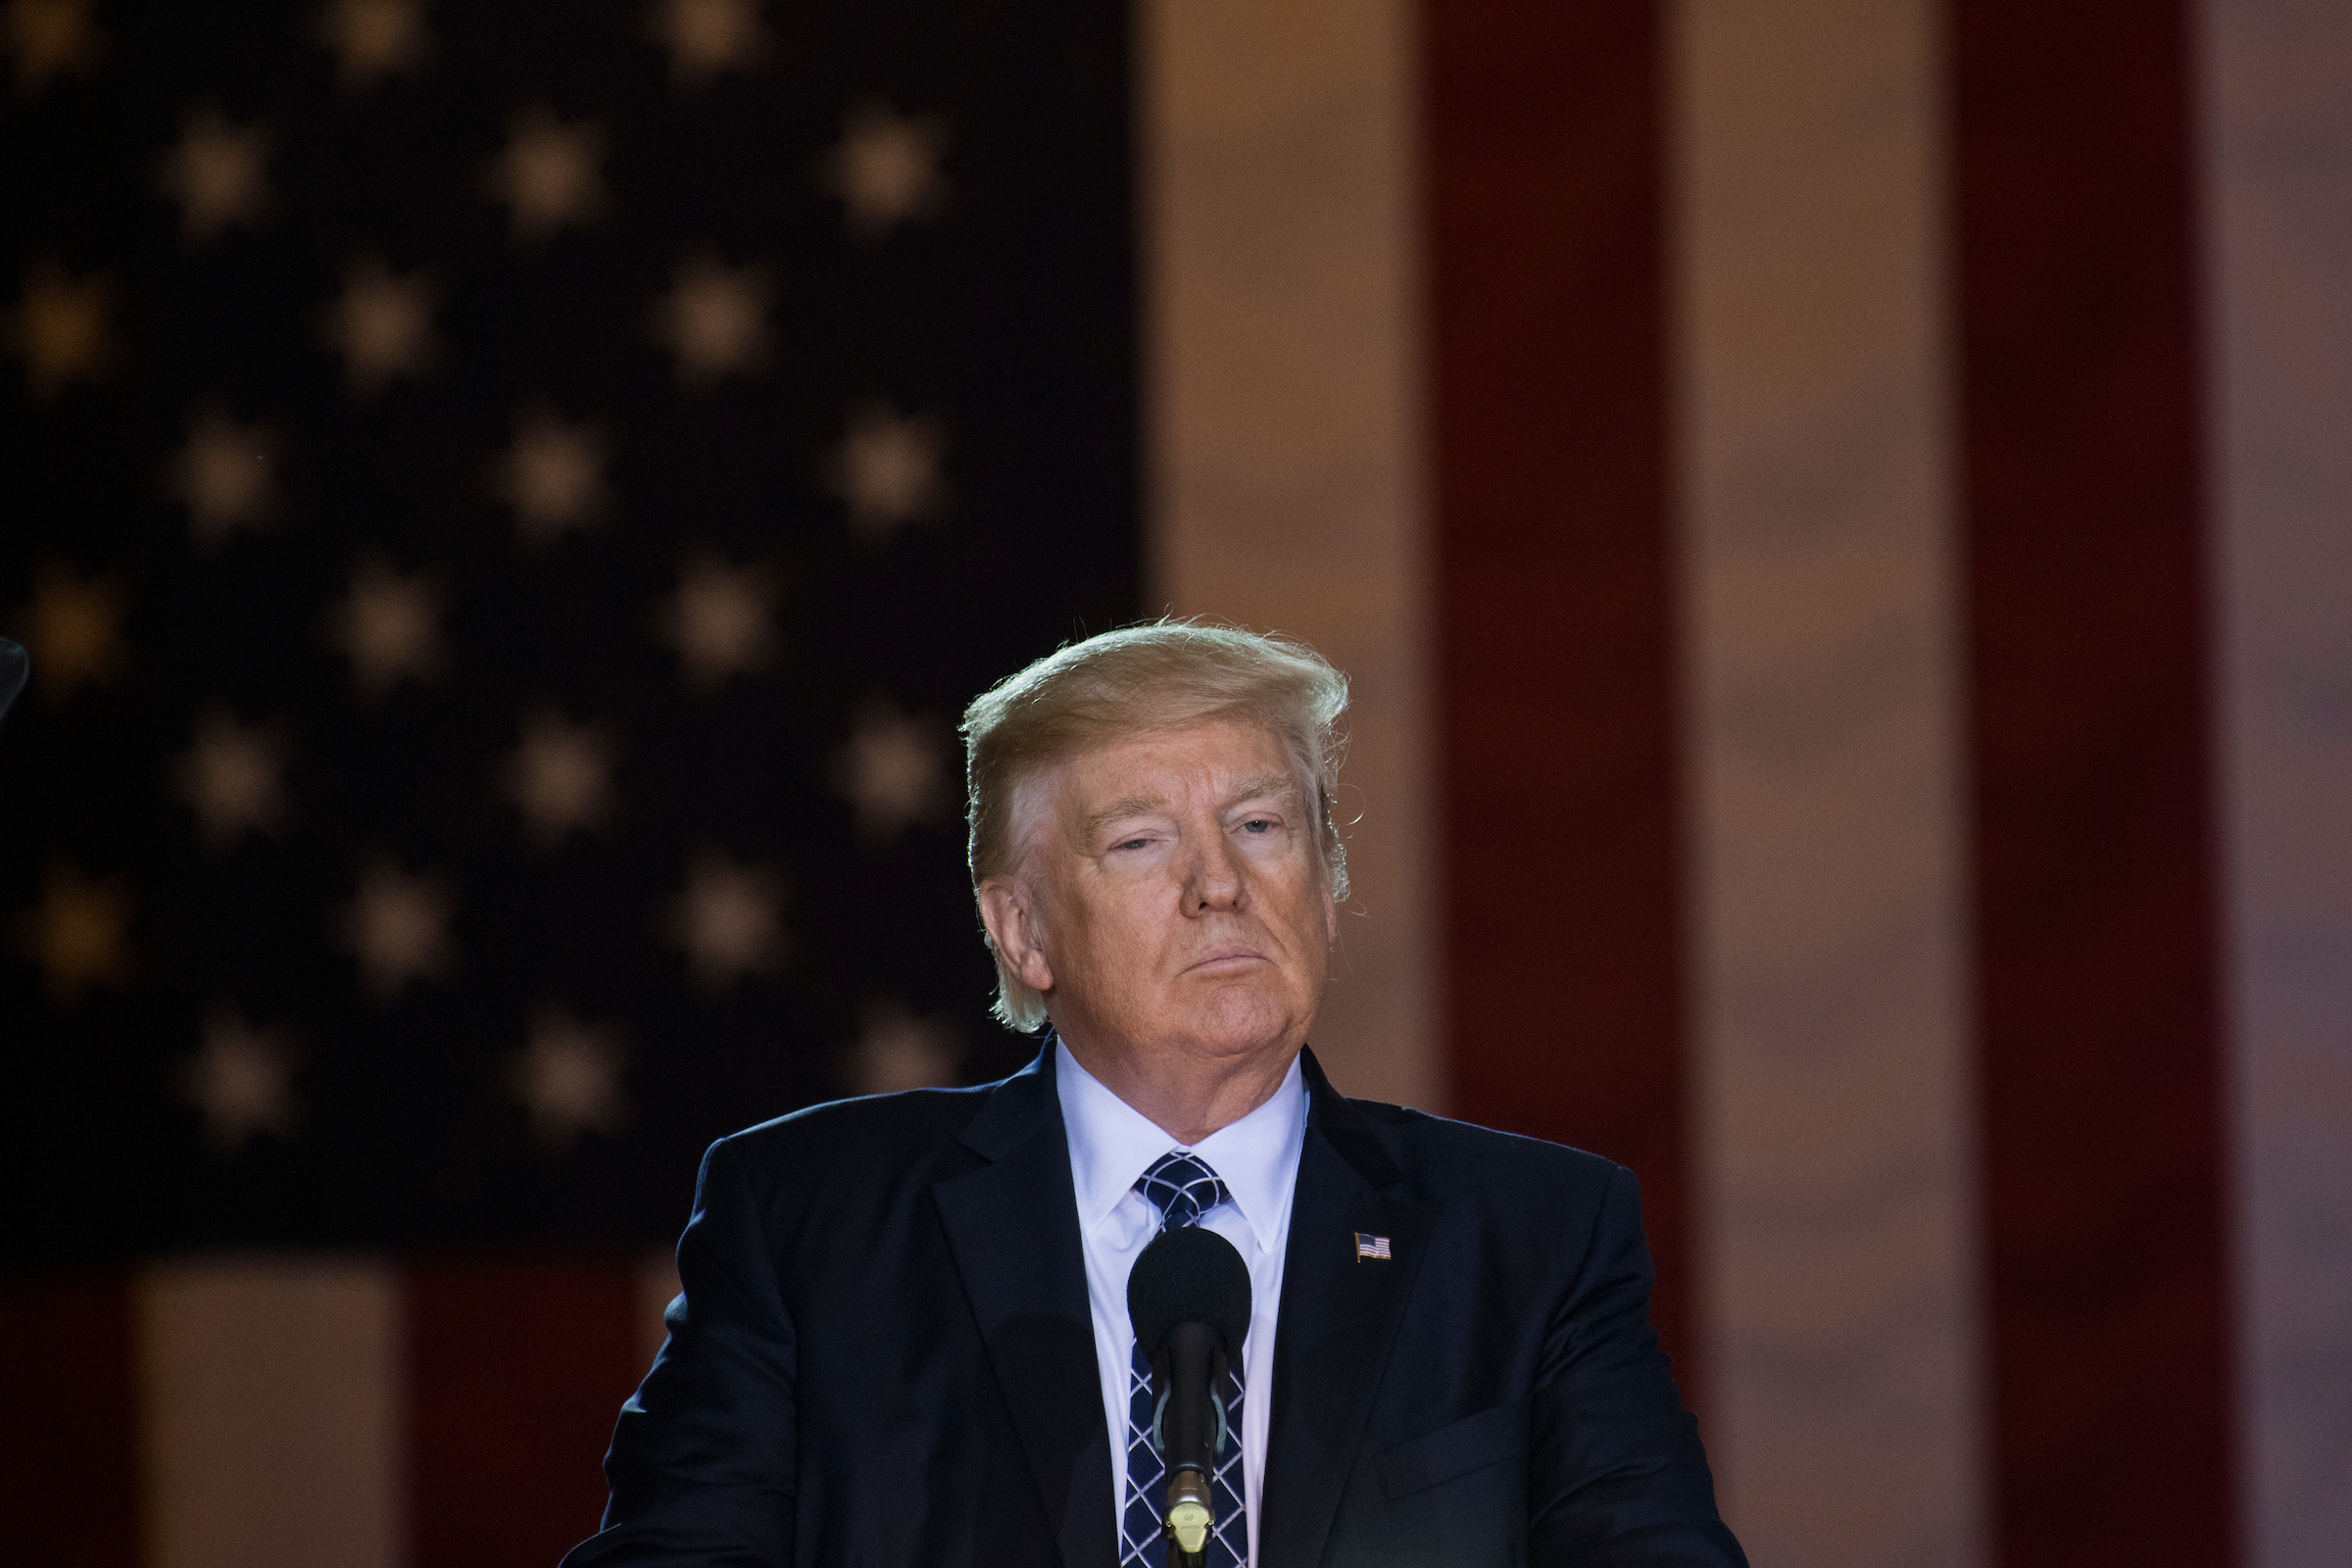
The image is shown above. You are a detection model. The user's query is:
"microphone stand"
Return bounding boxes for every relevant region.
[1158,1319,1228,1566]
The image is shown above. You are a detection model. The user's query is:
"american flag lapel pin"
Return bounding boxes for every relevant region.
[1354,1232,1393,1261]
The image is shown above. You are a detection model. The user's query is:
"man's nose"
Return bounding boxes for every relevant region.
[1184,829,1246,911]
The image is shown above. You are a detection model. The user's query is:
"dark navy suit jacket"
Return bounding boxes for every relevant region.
[563,1044,1746,1568]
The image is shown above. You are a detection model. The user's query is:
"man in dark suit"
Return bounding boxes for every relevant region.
[564,623,1745,1568]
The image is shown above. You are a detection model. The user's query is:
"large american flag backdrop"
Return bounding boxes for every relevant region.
[4,3,2348,1568]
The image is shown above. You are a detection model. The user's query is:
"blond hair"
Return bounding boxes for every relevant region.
[960,620,1350,1031]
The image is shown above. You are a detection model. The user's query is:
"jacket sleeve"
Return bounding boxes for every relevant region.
[1527,1165,1747,1568]
[563,1136,799,1568]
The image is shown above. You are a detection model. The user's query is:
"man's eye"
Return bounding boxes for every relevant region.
[1241,818,1271,834]
[1116,837,1151,851]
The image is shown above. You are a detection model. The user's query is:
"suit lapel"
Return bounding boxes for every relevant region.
[933,1047,1117,1568]
[1257,1050,1435,1568]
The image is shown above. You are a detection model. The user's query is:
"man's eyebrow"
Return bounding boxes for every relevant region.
[1081,774,1298,839]
[1085,794,1168,839]
[1223,772,1301,809]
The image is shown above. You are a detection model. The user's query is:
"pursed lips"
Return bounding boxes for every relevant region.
[1181,945,1266,974]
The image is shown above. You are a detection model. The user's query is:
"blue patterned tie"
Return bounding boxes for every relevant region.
[1120,1152,1249,1568]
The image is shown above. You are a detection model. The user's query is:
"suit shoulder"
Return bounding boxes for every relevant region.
[713,1082,996,1179]
[1342,1095,1627,1198]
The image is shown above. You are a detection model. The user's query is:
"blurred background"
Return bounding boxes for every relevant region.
[2,2,2345,1567]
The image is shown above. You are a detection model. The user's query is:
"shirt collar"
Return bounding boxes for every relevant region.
[1055,1036,1306,1253]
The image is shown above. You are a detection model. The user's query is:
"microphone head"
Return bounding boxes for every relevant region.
[1127,1223,1251,1365]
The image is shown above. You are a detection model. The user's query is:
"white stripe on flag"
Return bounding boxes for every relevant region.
[1669,0,1987,1562]
[2201,2,2352,1560]
[1137,0,1440,1112]
[136,1254,405,1568]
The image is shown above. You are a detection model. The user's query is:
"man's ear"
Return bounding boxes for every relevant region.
[978,877,1054,993]
[1322,885,1339,945]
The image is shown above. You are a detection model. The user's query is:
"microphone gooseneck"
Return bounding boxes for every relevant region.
[1127,1223,1251,1566]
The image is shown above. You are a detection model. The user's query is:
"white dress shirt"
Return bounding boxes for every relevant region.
[1056,1040,1306,1568]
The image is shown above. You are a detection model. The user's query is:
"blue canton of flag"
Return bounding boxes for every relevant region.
[0,0,1141,1263]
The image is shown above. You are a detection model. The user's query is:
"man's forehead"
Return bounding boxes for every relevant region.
[1062,725,1296,797]
[1011,724,1299,820]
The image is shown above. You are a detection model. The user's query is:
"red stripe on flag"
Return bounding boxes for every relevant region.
[0,1273,140,1568]
[1420,1,1692,1398]
[407,1256,646,1568]
[1951,4,2237,1562]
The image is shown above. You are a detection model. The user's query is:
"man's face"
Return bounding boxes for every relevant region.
[994,716,1336,1073]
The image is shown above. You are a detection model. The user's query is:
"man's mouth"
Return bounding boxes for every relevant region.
[1182,946,1264,974]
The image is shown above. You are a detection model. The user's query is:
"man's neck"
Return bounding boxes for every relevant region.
[1054,1027,1301,1146]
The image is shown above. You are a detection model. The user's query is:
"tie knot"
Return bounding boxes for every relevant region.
[1134,1152,1232,1230]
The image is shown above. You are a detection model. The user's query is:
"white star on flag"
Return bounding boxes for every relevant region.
[321,255,437,396]
[835,702,946,842]
[485,104,606,245]
[847,999,962,1095]
[503,710,617,849]
[6,0,104,100]
[169,405,278,547]
[649,252,770,387]
[660,552,777,690]
[173,707,290,851]
[495,406,612,545]
[511,1007,629,1150]
[25,859,132,1004]
[183,1009,302,1152]
[832,403,946,539]
[320,0,428,93]
[649,0,770,88]
[825,99,948,240]
[155,105,270,246]
[340,855,458,999]
[19,560,126,701]
[10,259,112,401]
[328,557,444,698]
[668,849,784,992]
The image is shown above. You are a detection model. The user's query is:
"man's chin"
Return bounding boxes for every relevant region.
[1169,986,1308,1061]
